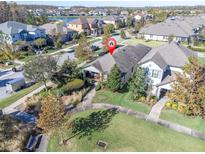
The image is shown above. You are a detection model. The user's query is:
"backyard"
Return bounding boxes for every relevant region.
[92,89,151,114]
[48,109,205,152]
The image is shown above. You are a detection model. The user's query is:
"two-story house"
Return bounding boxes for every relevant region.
[84,41,196,99]
[0,21,46,44]
[67,17,104,36]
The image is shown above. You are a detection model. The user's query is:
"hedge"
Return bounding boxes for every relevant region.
[60,79,84,95]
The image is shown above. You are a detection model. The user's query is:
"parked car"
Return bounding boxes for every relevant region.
[6,77,26,93]
[12,65,24,72]
[90,45,99,52]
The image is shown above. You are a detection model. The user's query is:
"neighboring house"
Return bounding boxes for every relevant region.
[139,16,205,42]
[67,17,91,35]
[67,17,103,36]
[0,21,46,44]
[84,41,196,99]
[103,16,122,28]
[40,21,77,43]
[40,21,66,36]
[121,10,129,16]
[87,18,104,36]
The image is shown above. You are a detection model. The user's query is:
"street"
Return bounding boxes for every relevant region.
[0,70,24,100]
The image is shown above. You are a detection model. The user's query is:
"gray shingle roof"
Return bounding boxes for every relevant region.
[113,44,152,73]
[140,16,205,37]
[89,44,152,74]
[89,53,116,75]
[139,41,195,68]
[0,21,43,35]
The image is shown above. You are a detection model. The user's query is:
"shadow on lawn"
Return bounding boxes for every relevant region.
[69,108,119,139]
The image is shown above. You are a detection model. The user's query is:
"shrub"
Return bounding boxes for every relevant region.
[61,79,84,95]
[139,96,146,103]
[177,104,187,114]
[165,102,172,108]
[95,84,101,91]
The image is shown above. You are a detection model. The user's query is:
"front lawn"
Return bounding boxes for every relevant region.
[122,38,166,48]
[0,83,42,108]
[92,89,151,114]
[48,110,205,152]
[160,109,205,133]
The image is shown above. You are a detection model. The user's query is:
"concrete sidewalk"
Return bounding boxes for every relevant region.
[3,82,52,114]
[146,97,168,121]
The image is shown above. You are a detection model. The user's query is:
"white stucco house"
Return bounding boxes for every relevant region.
[0,21,46,44]
[139,16,205,42]
[84,41,196,99]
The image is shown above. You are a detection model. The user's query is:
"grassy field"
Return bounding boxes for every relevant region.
[0,83,42,108]
[48,110,205,152]
[160,109,205,133]
[123,38,166,48]
[92,89,151,114]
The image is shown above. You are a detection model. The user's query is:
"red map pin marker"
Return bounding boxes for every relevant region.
[106,37,117,55]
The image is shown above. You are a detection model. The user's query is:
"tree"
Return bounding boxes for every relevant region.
[37,92,66,133]
[102,32,111,52]
[128,66,150,100]
[127,16,133,28]
[167,57,205,117]
[34,38,46,50]
[120,30,126,39]
[75,34,91,61]
[23,55,57,91]
[135,21,144,33]
[54,38,63,49]
[103,24,115,34]
[107,64,122,92]
[51,60,80,86]
[0,42,19,62]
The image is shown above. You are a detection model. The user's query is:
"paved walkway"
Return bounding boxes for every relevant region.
[71,101,205,141]
[3,82,53,114]
[146,97,168,121]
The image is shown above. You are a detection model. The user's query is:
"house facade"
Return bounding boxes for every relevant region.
[67,17,104,36]
[84,41,196,99]
[0,21,46,44]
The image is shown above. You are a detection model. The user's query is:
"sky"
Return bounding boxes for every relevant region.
[13,0,205,7]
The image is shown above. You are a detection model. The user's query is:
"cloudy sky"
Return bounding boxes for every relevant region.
[15,0,205,7]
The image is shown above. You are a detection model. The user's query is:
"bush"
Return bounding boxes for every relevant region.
[165,101,178,110]
[60,79,84,95]
[95,84,101,91]
[177,104,187,113]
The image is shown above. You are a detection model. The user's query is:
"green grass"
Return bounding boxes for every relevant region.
[48,110,205,152]
[92,89,151,114]
[0,83,42,108]
[160,109,205,133]
[123,38,166,48]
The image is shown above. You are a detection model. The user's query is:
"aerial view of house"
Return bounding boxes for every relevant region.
[0,0,205,152]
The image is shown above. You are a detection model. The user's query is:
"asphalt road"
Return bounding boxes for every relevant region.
[0,70,24,100]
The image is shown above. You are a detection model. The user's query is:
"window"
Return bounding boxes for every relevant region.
[152,70,160,78]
